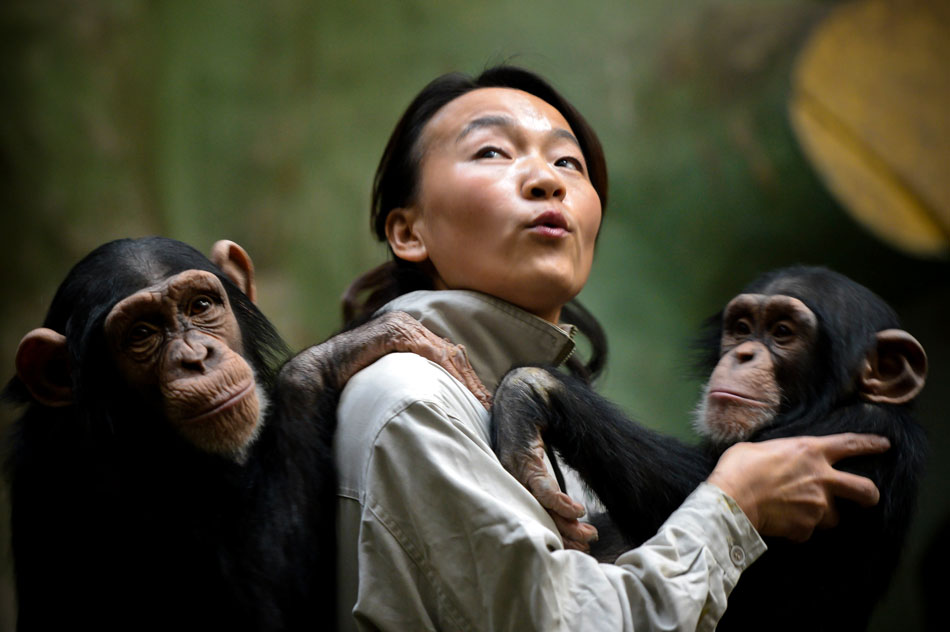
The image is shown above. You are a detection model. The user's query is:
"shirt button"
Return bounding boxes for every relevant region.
[730,545,746,566]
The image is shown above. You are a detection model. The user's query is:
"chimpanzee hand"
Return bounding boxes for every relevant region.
[707,433,889,542]
[377,311,493,410]
[492,367,599,550]
[495,423,599,551]
[334,310,492,408]
[281,311,491,411]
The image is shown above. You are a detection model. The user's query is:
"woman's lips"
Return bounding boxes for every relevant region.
[528,210,570,237]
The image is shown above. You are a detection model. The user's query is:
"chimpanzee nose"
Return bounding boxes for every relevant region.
[733,341,761,364]
[171,332,216,374]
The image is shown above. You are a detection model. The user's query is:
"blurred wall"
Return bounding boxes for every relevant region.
[1,1,947,629]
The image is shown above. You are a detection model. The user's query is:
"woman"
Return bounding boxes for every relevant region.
[334,66,887,631]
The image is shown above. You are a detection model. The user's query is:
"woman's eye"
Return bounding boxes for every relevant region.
[555,156,584,172]
[475,147,505,159]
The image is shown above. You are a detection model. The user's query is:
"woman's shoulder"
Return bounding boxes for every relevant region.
[335,353,491,495]
[338,352,487,434]
[345,351,463,400]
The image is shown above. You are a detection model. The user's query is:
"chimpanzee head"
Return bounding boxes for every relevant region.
[693,266,927,444]
[10,237,289,461]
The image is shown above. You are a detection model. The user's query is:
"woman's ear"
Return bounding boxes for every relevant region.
[859,329,927,404]
[16,328,74,407]
[210,240,257,302]
[385,207,429,262]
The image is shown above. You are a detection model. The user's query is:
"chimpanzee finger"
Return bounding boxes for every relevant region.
[550,512,599,552]
[443,343,492,410]
[394,318,492,409]
[526,473,587,521]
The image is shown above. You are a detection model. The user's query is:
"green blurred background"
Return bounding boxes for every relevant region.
[1,0,948,629]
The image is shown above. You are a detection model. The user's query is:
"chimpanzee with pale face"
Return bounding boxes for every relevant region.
[6,236,488,632]
[493,266,927,631]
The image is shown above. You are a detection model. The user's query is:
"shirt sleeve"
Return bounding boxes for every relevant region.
[337,354,766,632]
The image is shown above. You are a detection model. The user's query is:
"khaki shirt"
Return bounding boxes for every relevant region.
[335,290,765,631]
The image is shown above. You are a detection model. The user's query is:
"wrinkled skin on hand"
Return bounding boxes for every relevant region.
[503,431,598,551]
[281,310,492,413]
[493,367,598,551]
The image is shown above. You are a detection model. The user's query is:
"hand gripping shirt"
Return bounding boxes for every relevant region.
[334,290,765,631]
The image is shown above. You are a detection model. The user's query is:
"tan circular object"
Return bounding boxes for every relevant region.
[789,0,950,257]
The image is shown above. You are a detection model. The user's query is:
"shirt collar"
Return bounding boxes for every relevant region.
[379,290,576,392]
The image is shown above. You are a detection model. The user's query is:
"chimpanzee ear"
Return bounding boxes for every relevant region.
[859,329,927,404]
[210,240,257,303]
[15,328,74,407]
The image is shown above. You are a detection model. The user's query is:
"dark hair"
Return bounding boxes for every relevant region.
[343,65,609,381]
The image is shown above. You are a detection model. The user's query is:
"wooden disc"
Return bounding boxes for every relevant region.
[789,0,950,257]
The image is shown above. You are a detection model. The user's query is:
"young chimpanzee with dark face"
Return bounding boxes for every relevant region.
[5,236,488,632]
[492,266,927,631]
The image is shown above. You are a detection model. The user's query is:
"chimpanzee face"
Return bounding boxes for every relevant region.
[692,279,928,446]
[694,293,819,444]
[103,269,264,459]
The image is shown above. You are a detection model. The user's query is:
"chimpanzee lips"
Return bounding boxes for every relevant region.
[708,389,771,407]
[161,349,258,425]
[183,379,255,423]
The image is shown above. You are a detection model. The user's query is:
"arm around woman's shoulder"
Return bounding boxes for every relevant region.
[335,353,765,632]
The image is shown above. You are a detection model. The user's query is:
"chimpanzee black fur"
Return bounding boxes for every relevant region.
[4,236,463,632]
[493,266,927,632]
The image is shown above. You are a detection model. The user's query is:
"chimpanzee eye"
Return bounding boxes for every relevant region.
[127,323,156,344]
[189,296,214,316]
[772,323,795,340]
[734,319,752,336]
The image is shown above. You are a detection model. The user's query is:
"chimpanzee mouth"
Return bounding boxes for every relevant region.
[708,390,770,407]
[184,380,255,423]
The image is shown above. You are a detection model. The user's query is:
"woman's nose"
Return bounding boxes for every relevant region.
[521,160,565,200]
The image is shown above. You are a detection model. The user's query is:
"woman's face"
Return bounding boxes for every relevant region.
[389,88,602,323]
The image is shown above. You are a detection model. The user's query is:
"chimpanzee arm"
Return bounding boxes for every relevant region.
[279,311,491,419]
[493,366,712,547]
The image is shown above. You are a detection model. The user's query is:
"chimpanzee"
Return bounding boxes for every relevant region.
[492,266,927,631]
[5,236,489,632]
